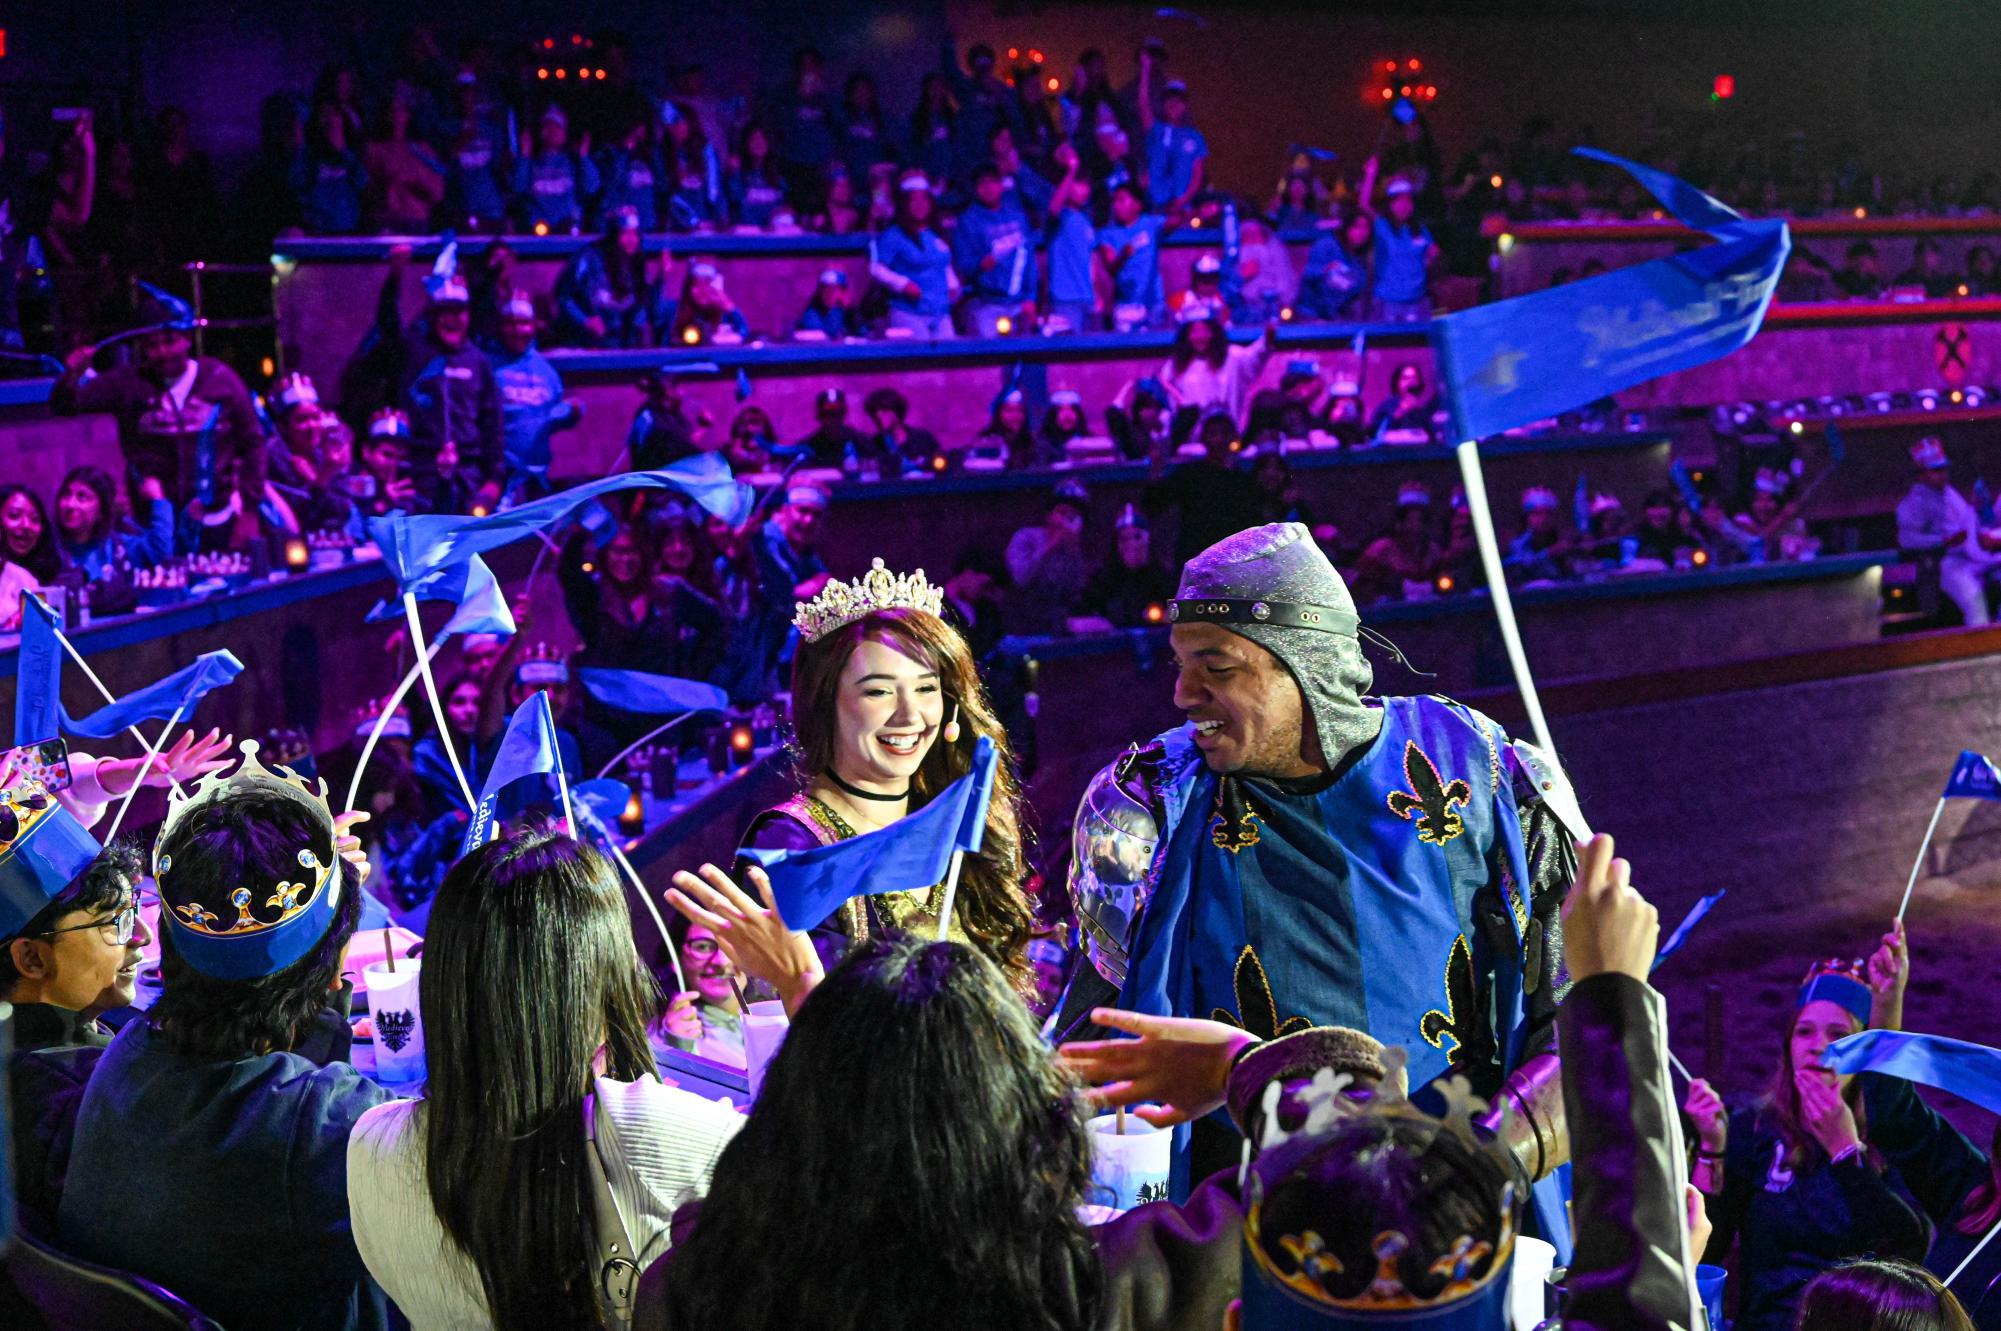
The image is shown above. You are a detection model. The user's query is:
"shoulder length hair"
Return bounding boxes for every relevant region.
[1168,316,1229,374]
[0,483,60,584]
[57,465,121,549]
[660,934,1099,1331]
[788,607,1035,986]
[421,830,660,1331]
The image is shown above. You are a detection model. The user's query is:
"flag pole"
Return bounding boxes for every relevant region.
[402,592,478,811]
[934,849,966,942]
[103,699,187,842]
[594,711,701,781]
[575,804,686,991]
[51,624,172,756]
[552,732,576,836]
[1897,797,1948,922]
[343,636,445,815]
[1946,1214,2001,1291]
[1454,440,1556,755]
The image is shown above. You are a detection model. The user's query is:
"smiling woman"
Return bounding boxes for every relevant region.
[732,566,1036,989]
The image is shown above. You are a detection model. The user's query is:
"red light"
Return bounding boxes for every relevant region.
[0,30,10,58]
[1381,88,1394,100]
[537,68,549,79]
[1400,86,1411,96]
[572,33,583,45]
[594,69,606,80]
[554,67,566,79]
[1384,61,1397,72]
[1008,47,1020,59]
[1712,74,1735,100]
[1028,48,1044,64]
[1408,58,1421,71]
[1144,603,1166,624]
[543,38,554,49]
[729,724,754,752]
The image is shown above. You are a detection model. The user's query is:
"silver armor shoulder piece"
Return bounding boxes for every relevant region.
[1506,739,1591,843]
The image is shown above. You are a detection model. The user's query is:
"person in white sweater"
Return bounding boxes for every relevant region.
[1156,314,1275,429]
[347,829,742,1330]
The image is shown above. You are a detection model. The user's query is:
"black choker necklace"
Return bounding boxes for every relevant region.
[825,769,910,802]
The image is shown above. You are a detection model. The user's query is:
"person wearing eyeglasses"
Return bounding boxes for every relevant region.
[652,909,746,1068]
[1,833,148,1054]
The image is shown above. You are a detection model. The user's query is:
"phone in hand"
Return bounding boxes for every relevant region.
[2,738,74,797]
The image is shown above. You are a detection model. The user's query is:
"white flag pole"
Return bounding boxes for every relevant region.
[1454,439,1556,756]
[1946,1213,2001,1291]
[403,591,478,811]
[934,849,966,942]
[1897,797,1949,923]
[52,626,171,756]
[103,700,187,842]
[343,636,444,815]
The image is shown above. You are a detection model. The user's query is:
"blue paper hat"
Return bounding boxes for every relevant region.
[133,281,196,332]
[426,235,469,305]
[156,741,341,982]
[1798,958,1872,1027]
[1239,1074,1518,1330]
[0,785,103,941]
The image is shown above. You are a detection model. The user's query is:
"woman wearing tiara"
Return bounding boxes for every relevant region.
[725,558,1035,985]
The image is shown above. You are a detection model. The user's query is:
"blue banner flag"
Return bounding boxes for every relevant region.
[1943,750,2001,802]
[1651,889,1725,971]
[365,554,515,637]
[460,691,565,855]
[63,651,243,740]
[1823,1030,2001,1119]
[13,593,62,747]
[577,667,729,716]
[1432,149,1789,443]
[369,455,754,589]
[744,736,998,930]
[736,366,753,402]
[573,777,632,831]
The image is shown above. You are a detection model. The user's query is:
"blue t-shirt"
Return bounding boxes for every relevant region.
[1099,214,1167,310]
[1145,123,1208,208]
[1371,214,1434,304]
[493,346,578,477]
[511,151,600,230]
[873,225,954,316]
[796,300,857,338]
[444,122,508,223]
[1049,205,1098,305]
[595,148,662,232]
[1005,168,1055,220]
[952,200,1034,300]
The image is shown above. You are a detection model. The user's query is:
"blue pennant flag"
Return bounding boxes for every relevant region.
[365,554,515,638]
[577,667,728,716]
[1651,889,1725,971]
[13,593,62,747]
[1823,1030,2001,1119]
[736,366,753,402]
[1942,750,2001,802]
[460,691,565,855]
[134,280,196,330]
[743,736,999,930]
[63,651,243,740]
[368,455,754,590]
[570,776,633,852]
[1669,459,1705,512]
[1432,149,1789,443]
[1826,421,1848,467]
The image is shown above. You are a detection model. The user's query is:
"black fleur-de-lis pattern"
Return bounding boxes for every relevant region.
[1419,934,1478,1058]
[1386,741,1473,847]
[1211,945,1314,1041]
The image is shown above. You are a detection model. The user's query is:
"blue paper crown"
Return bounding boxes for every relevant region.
[0,784,103,940]
[425,235,469,305]
[1798,958,1872,1027]
[155,741,341,981]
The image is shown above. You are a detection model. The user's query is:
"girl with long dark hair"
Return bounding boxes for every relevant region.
[347,831,743,1331]
[1157,315,1272,425]
[732,575,1034,986]
[0,483,56,629]
[648,933,1098,1331]
[1796,1259,1977,1331]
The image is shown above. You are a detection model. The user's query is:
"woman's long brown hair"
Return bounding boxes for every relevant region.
[1759,1003,1872,1173]
[789,607,1035,988]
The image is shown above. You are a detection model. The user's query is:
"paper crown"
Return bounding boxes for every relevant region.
[818,267,848,287]
[350,697,411,741]
[155,740,342,981]
[1193,252,1223,275]
[1241,1070,1518,1326]
[793,558,945,643]
[1520,486,1559,513]
[425,236,469,305]
[1753,468,1789,497]
[274,372,320,415]
[0,781,103,941]
[1397,481,1431,509]
[1588,491,1623,517]
[501,289,537,321]
[1115,502,1147,530]
[369,407,411,440]
[1798,957,1872,1026]
[899,170,932,193]
[1176,297,1220,324]
[1049,389,1083,407]
[515,641,572,687]
[1912,436,1949,469]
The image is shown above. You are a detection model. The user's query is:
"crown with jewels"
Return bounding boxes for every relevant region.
[793,558,945,643]
[0,779,104,940]
[1798,956,1872,1026]
[155,740,342,981]
[1240,1065,1519,1325]
[515,640,572,687]
[369,407,411,440]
